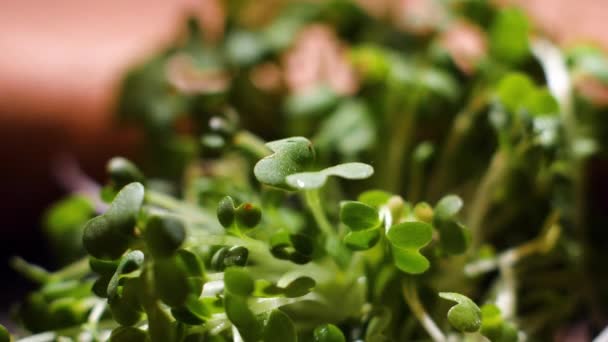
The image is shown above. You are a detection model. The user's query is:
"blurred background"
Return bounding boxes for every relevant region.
[0,0,607,317]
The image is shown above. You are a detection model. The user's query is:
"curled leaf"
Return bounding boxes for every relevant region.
[254,137,316,189]
[438,292,481,333]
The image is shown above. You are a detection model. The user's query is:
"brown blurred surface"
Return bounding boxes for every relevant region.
[0,0,210,308]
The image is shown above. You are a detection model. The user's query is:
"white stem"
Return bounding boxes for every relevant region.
[531,38,573,115]
[593,325,608,342]
[17,332,56,342]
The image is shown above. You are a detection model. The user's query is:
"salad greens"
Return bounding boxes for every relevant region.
[6,0,608,341]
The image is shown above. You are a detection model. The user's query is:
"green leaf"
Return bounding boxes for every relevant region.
[108,277,143,326]
[270,232,313,264]
[105,182,145,236]
[283,276,316,298]
[212,246,249,270]
[313,324,345,342]
[171,295,210,325]
[365,308,392,342]
[286,162,374,190]
[153,256,191,307]
[568,45,608,84]
[358,190,392,208]
[107,157,145,190]
[387,222,433,274]
[284,84,339,118]
[498,322,519,342]
[480,304,504,341]
[225,30,268,67]
[322,162,375,179]
[392,248,430,275]
[83,215,130,260]
[387,222,433,249]
[176,249,205,296]
[0,324,10,342]
[413,142,435,164]
[525,88,559,116]
[436,220,470,255]
[349,44,391,82]
[224,293,262,342]
[263,310,297,342]
[490,8,530,64]
[107,250,145,299]
[315,100,376,156]
[235,203,262,229]
[254,137,316,189]
[496,73,535,114]
[89,257,119,276]
[176,249,204,277]
[413,202,433,223]
[343,229,381,251]
[144,215,186,258]
[43,195,94,261]
[480,304,519,342]
[217,196,236,228]
[109,295,142,327]
[340,201,380,231]
[418,67,459,100]
[224,267,254,296]
[432,195,469,254]
[496,73,558,116]
[433,195,463,224]
[438,292,482,333]
[224,246,250,268]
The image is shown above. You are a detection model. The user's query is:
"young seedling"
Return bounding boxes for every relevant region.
[438,292,482,333]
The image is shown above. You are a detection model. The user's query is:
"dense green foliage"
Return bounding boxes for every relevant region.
[7,0,608,341]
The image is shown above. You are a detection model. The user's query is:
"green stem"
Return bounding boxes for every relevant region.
[233,130,270,159]
[304,190,336,239]
[384,94,420,193]
[428,91,487,199]
[467,150,507,249]
[533,39,600,324]
[10,257,50,283]
[49,257,90,281]
[146,190,215,225]
[10,256,91,284]
[407,159,424,203]
[401,277,446,342]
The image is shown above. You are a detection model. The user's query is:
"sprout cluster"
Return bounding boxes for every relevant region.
[7,0,608,341]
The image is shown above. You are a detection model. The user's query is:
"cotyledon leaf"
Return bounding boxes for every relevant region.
[286,162,374,190]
